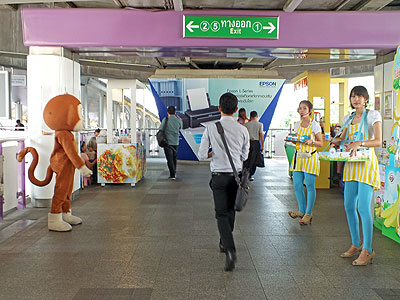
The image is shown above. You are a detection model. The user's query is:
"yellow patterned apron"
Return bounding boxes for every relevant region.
[290,123,320,176]
[343,122,380,190]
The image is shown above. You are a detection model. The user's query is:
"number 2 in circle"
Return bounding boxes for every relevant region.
[200,21,210,32]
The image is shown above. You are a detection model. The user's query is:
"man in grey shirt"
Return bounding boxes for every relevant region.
[159,106,183,180]
[198,93,249,271]
[244,111,264,181]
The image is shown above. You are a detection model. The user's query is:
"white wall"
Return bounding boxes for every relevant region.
[27,54,81,203]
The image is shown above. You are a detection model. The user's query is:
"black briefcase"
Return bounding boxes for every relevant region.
[256,151,265,168]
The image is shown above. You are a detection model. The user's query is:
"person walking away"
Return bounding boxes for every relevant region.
[244,111,264,181]
[332,86,382,266]
[198,93,250,271]
[287,100,323,225]
[159,106,183,180]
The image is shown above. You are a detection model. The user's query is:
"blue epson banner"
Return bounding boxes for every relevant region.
[149,78,285,161]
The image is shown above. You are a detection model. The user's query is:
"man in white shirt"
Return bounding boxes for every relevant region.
[198,93,250,271]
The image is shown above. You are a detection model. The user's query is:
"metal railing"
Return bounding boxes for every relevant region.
[264,128,291,158]
[0,137,26,220]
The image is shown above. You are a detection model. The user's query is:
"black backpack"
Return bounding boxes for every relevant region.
[156,117,169,148]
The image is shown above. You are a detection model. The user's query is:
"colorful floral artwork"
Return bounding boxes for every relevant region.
[97,143,145,184]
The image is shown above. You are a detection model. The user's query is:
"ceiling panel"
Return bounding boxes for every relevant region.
[124,0,165,8]
[231,0,286,10]
[298,0,344,10]
[183,0,234,9]
[72,1,119,8]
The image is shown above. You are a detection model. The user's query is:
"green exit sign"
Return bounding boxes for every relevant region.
[183,15,279,39]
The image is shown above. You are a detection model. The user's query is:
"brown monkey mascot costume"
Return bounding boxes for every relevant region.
[18,94,92,231]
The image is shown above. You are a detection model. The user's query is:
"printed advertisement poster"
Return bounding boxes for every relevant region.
[380,166,400,242]
[375,44,400,243]
[97,142,146,184]
[149,78,285,160]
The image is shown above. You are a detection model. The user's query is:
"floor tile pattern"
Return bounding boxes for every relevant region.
[0,158,399,299]
[72,288,152,300]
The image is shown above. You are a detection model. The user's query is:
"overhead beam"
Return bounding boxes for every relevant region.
[22,9,400,49]
[79,58,157,72]
[352,0,393,11]
[5,4,18,10]
[0,0,96,3]
[66,2,77,8]
[184,57,200,69]
[335,0,352,10]
[155,57,167,69]
[172,0,183,11]
[283,0,304,12]
[113,0,124,8]
[263,58,278,69]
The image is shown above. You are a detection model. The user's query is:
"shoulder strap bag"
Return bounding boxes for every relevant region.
[216,121,250,212]
[156,117,169,148]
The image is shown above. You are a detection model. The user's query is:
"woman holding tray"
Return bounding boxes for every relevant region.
[332,86,382,266]
[287,100,323,225]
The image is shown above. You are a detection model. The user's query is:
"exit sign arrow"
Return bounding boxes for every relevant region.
[183,15,279,39]
[186,20,199,32]
[263,22,276,34]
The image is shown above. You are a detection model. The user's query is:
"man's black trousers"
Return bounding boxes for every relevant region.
[244,140,261,176]
[210,174,238,251]
[164,145,178,177]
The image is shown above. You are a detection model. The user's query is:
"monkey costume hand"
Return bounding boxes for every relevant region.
[79,165,93,177]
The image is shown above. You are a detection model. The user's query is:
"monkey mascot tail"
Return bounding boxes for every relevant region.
[17,147,53,186]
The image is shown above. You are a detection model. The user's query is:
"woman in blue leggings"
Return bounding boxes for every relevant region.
[288,100,323,225]
[333,86,382,266]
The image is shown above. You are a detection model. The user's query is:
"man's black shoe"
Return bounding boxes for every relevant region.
[224,249,236,272]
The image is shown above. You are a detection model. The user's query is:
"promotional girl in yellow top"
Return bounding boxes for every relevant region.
[288,100,323,225]
[333,86,382,266]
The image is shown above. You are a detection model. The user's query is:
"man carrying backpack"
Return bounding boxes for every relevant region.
[159,106,183,180]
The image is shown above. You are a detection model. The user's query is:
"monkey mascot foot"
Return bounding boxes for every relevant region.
[48,209,82,232]
[48,213,72,232]
[62,209,82,225]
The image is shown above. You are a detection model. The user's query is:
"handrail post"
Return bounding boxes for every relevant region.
[17,140,26,210]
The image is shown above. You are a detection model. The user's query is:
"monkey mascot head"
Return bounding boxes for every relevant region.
[43,94,84,132]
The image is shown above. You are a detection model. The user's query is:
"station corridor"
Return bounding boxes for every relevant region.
[1,158,400,300]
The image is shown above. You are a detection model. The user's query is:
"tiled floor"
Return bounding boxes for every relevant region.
[0,158,400,300]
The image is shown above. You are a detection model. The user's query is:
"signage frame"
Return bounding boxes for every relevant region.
[183,15,279,39]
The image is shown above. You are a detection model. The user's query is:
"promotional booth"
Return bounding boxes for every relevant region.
[97,79,147,186]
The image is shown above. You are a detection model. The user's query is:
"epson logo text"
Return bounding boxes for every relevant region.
[259,81,277,87]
